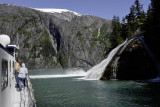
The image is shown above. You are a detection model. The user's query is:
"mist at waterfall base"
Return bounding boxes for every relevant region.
[30,69,160,107]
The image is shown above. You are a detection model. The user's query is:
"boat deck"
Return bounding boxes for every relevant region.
[12,76,36,107]
[13,86,29,107]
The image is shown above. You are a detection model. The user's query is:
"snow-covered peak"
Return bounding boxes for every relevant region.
[34,8,81,16]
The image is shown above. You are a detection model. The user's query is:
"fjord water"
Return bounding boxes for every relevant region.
[29,69,160,107]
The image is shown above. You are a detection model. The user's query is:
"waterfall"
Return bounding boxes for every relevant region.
[84,37,136,80]
[97,28,100,37]
[111,57,119,79]
[84,35,160,81]
[84,40,128,80]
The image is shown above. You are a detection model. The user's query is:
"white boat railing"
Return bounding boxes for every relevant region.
[24,75,36,107]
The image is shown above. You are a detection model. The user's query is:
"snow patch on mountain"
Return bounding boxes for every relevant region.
[35,8,81,16]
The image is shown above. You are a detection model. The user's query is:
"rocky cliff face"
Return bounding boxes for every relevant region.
[0,4,112,70]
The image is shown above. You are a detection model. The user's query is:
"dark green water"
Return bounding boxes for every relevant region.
[29,69,160,107]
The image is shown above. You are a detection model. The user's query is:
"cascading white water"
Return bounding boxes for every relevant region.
[111,57,119,79]
[84,40,128,80]
[84,36,160,81]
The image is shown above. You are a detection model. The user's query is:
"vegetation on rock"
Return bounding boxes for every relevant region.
[0,4,112,69]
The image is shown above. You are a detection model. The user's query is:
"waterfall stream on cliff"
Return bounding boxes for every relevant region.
[84,38,137,80]
[84,40,127,80]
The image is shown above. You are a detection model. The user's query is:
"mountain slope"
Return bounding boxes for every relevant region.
[0,4,112,69]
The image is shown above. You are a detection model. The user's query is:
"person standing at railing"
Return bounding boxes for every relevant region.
[14,59,21,87]
[18,63,28,91]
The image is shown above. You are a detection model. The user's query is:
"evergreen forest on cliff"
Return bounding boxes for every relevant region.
[111,0,160,61]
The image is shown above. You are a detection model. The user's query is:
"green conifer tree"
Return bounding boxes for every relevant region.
[125,5,136,37]
[134,0,146,29]
[111,16,123,47]
[134,0,143,18]
[144,0,160,59]
[123,0,146,37]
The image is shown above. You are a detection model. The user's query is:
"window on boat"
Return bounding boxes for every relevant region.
[6,47,14,55]
[13,61,14,73]
[10,60,11,72]
[1,59,8,90]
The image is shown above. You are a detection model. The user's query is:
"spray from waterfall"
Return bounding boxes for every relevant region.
[30,68,86,79]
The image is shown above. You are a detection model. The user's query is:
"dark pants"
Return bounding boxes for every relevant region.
[15,73,19,85]
[18,77,26,91]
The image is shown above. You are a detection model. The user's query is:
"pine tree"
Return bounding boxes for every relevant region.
[110,0,147,47]
[123,0,146,37]
[120,17,128,39]
[112,16,121,36]
[125,5,137,36]
[126,5,136,24]
[144,0,160,60]
[138,11,146,28]
[134,0,143,19]
[134,0,146,29]
[111,16,123,47]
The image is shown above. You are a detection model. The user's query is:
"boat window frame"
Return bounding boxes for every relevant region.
[13,61,15,74]
[1,59,8,90]
[10,60,11,72]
